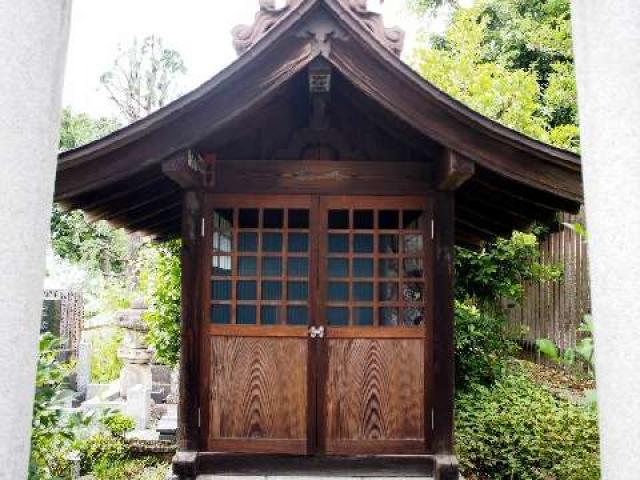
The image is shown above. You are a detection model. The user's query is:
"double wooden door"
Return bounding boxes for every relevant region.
[202,195,432,455]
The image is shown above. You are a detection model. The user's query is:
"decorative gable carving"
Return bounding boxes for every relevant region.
[232,0,405,56]
[344,0,405,55]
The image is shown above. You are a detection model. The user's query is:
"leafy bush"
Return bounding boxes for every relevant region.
[90,458,168,480]
[90,329,124,383]
[30,334,91,479]
[143,241,181,366]
[78,431,129,474]
[456,363,600,480]
[456,231,562,305]
[455,301,518,389]
[100,411,136,438]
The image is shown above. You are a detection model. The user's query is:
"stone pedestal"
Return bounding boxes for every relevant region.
[126,384,152,430]
[117,299,153,399]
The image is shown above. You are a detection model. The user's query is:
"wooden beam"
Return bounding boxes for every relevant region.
[432,192,458,476]
[474,167,581,214]
[90,188,180,223]
[436,150,475,191]
[460,180,558,224]
[456,204,516,238]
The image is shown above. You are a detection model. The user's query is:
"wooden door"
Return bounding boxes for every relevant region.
[203,194,431,456]
[203,195,319,454]
[318,197,432,455]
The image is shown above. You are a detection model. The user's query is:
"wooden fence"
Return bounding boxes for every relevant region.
[505,210,591,353]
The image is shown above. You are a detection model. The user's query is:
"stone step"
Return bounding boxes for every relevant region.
[197,476,435,479]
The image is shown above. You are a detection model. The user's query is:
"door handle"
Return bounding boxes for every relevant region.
[309,326,325,338]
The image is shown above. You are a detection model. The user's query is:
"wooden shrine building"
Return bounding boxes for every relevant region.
[54,1,582,478]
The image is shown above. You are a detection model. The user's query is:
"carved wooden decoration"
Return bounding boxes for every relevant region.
[344,0,405,56]
[232,0,303,55]
[232,0,405,56]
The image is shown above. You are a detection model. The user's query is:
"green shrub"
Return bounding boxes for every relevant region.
[100,412,136,438]
[30,334,91,480]
[78,432,129,474]
[91,458,167,480]
[455,231,562,306]
[456,363,600,480]
[455,301,518,389]
[90,329,124,383]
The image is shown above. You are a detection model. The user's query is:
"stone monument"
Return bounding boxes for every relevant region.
[117,299,153,399]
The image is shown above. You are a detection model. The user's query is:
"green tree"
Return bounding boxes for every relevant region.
[142,241,181,366]
[59,108,120,151]
[52,110,127,274]
[410,0,579,151]
[101,35,187,123]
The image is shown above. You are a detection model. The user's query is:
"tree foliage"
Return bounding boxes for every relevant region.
[101,35,187,123]
[59,108,120,152]
[455,231,562,305]
[143,241,181,366]
[50,204,130,275]
[410,0,579,151]
[53,109,128,275]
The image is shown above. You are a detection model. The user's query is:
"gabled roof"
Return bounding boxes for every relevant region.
[55,0,582,244]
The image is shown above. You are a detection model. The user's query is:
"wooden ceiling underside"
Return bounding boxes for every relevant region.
[54,0,582,247]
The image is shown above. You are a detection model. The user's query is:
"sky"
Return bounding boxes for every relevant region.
[62,0,450,118]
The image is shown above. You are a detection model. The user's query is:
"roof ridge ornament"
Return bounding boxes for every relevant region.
[232,0,405,57]
[344,0,405,55]
[232,0,303,56]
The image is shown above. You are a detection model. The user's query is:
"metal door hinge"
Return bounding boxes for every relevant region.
[198,408,202,428]
[431,219,435,240]
[431,408,435,431]
[201,218,205,237]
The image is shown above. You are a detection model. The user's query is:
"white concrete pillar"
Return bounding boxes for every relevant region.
[571,2,640,477]
[0,1,72,478]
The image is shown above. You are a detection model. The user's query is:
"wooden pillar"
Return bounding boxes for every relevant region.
[432,191,459,479]
[177,190,204,453]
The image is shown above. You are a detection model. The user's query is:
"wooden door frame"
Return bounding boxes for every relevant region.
[194,192,438,456]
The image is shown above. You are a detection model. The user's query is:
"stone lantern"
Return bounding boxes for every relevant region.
[117,298,153,398]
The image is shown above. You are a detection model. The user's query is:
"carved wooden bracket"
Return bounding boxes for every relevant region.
[162,150,217,189]
[232,0,405,56]
[435,150,476,191]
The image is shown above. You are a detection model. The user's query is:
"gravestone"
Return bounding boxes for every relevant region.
[41,299,62,336]
[76,339,91,397]
[126,384,152,430]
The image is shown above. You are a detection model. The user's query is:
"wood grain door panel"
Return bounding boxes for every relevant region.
[324,338,425,454]
[208,335,308,454]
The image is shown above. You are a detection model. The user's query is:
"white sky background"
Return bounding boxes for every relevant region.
[63,0,461,118]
